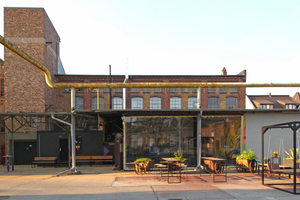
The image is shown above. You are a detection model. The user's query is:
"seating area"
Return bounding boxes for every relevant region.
[31,157,57,168]
[71,155,113,166]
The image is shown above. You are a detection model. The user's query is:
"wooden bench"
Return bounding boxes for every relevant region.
[90,155,114,166]
[70,156,92,166]
[31,157,57,168]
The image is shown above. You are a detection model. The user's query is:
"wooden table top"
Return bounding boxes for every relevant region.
[202,157,226,161]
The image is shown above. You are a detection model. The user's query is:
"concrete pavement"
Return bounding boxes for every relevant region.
[0,165,300,200]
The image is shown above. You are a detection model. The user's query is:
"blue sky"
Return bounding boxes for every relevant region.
[1,0,300,96]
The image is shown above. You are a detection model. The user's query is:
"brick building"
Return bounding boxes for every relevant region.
[1,7,247,166]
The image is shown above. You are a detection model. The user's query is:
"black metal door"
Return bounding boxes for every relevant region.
[14,141,37,164]
[59,139,68,161]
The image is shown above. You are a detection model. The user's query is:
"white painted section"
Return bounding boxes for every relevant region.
[245,112,300,164]
[245,95,255,109]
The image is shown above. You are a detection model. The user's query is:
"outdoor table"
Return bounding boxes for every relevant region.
[201,157,227,182]
[162,158,181,183]
[258,163,292,175]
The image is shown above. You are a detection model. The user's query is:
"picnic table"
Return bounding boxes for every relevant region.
[162,158,182,183]
[200,157,227,182]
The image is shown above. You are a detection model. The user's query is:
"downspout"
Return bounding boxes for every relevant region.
[197,88,202,169]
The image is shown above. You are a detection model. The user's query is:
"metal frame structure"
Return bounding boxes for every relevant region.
[262,121,300,194]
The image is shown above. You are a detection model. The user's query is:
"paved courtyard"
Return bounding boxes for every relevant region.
[0,165,300,200]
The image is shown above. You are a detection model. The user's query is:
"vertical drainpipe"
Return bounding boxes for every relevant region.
[197,88,202,168]
[70,88,77,171]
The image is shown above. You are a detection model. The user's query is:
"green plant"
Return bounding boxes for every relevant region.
[173,150,187,162]
[264,157,270,163]
[236,149,257,161]
[134,158,152,162]
[273,151,279,156]
[284,148,300,161]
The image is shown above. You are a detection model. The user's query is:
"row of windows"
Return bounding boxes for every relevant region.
[208,88,237,93]
[75,96,237,110]
[67,88,200,94]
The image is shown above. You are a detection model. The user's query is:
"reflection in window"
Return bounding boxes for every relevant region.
[188,97,197,109]
[124,117,196,170]
[92,97,104,110]
[112,97,123,110]
[150,97,161,109]
[170,97,181,109]
[226,97,237,109]
[131,97,143,109]
[75,97,83,110]
[208,97,219,109]
[201,116,241,158]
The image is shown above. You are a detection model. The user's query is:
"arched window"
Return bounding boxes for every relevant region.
[226,97,237,109]
[131,97,143,109]
[150,97,161,109]
[75,97,83,110]
[112,97,123,110]
[170,97,181,109]
[208,97,219,109]
[92,97,104,110]
[188,97,197,109]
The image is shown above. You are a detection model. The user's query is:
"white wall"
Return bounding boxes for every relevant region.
[245,112,300,163]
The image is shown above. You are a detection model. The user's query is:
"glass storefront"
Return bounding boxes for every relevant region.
[124,115,241,170]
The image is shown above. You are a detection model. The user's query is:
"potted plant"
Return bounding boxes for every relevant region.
[273,151,279,158]
[236,149,257,173]
[283,148,300,167]
[134,158,153,174]
[173,150,186,163]
[264,157,270,163]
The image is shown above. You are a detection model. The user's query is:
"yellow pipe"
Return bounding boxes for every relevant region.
[1,35,300,89]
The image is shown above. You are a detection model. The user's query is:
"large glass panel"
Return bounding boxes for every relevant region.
[226,97,237,109]
[124,117,197,170]
[75,97,83,110]
[188,97,197,109]
[201,116,241,162]
[208,97,219,109]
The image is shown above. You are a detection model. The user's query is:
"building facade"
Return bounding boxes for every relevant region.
[1,7,247,166]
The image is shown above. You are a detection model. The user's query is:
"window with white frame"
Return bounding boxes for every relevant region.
[131,97,143,109]
[259,104,274,109]
[150,97,161,109]
[75,97,83,110]
[208,97,219,109]
[170,97,181,109]
[112,97,123,110]
[226,97,237,109]
[92,97,104,110]
[188,97,197,109]
[285,104,296,109]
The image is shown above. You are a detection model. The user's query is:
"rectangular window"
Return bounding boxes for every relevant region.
[131,88,139,93]
[192,88,197,93]
[181,88,188,93]
[226,97,237,109]
[150,97,161,109]
[115,88,123,93]
[208,88,215,93]
[143,88,150,93]
[104,88,110,93]
[170,97,181,109]
[230,88,237,93]
[170,88,177,93]
[64,88,71,92]
[154,88,161,93]
[219,88,226,93]
[208,97,219,109]
[75,88,83,92]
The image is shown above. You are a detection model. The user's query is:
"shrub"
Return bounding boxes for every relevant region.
[134,158,152,162]
[173,150,187,162]
[236,149,257,161]
[284,148,300,161]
